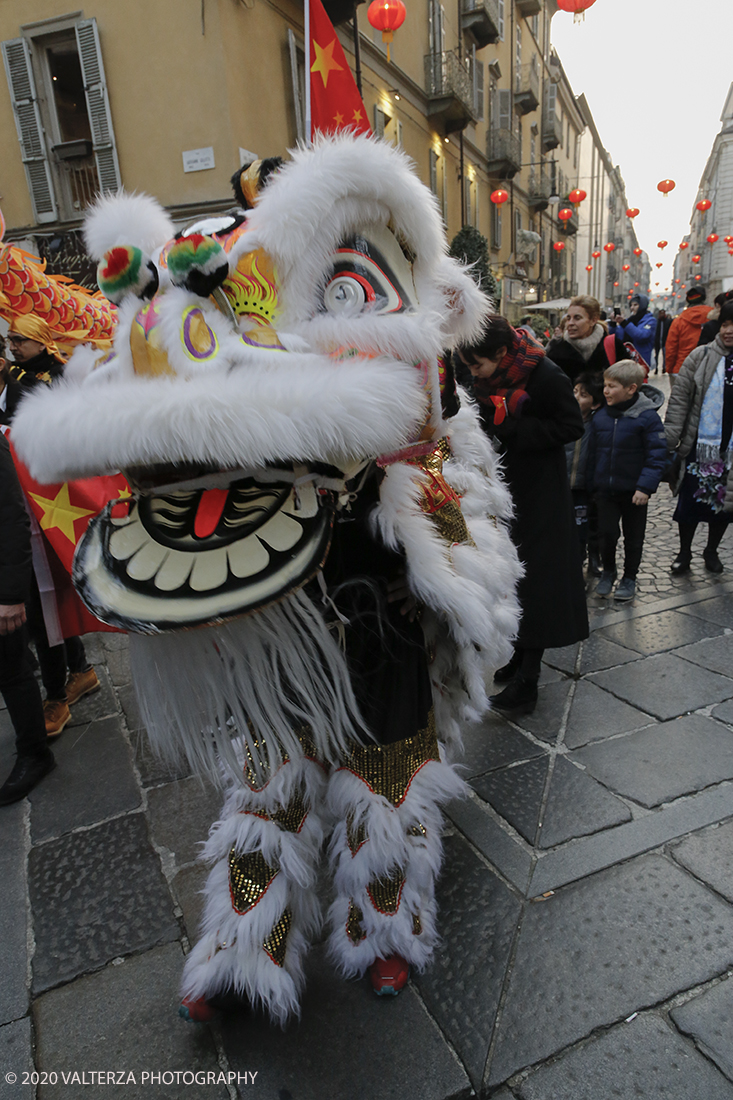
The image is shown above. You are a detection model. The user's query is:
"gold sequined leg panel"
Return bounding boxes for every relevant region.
[338,709,439,807]
[408,438,476,548]
[262,909,292,967]
[242,729,321,791]
[243,788,309,834]
[367,872,406,915]
[346,902,367,945]
[228,849,279,915]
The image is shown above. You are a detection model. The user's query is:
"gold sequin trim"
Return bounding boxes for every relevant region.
[412,912,422,936]
[228,848,279,914]
[367,872,405,915]
[263,908,292,967]
[407,823,427,838]
[346,901,366,944]
[408,439,475,547]
[346,813,368,856]
[339,710,439,807]
[430,500,474,546]
[242,727,320,790]
[245,789,308,834]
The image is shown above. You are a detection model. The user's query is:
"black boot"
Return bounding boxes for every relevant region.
[587,549,603,577]
[703,548,724,574]
[0,751,55,807]
[490,676,538,715]
[670,552,692,575]
[493,650,521,684]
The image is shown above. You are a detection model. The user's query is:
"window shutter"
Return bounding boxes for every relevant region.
[75,18,121,193]
[373,105,386,139]
[472,47,484,120]
[498,89,511,131]
[1,37,57,222]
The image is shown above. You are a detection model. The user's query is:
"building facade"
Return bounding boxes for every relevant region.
[0,0,631,315]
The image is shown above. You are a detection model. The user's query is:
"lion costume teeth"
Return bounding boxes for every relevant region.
[12,133,521,1021]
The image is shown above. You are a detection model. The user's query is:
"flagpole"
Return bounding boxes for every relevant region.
[304,0,312,144]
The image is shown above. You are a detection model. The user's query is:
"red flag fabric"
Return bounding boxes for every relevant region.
[309,0,371,138]
[8,436,128,638]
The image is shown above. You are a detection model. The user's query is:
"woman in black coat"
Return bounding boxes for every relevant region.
[545,295,627,385]
[458,315,589,713]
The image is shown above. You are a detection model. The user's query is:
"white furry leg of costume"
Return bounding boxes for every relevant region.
[325,715,466,980]
[181,747,327,1025]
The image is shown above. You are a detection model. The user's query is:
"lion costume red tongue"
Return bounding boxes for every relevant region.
[193,487,229,539]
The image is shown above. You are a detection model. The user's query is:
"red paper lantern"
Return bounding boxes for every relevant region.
[557,0,597,21]
[657,240,668,250]
[585,264,593,272]
[490,189,509,208]
[724,235,733,244]
[634,282,639,287]
[367,0,406,58]
[613,281,619,287]
[604,242,615,253]
[696,199,712,213]
[626,208,640,219]
[679,242,689,250]
[633,248,643,257]
[694,274,701,280]
[553,241,565,252]
[681,284,686,288]
[707,233,719,244]
[656,262,663,269]
[569,188,587,209]
[657,180,676,196]
[558,208,573,223]
[622,264,630,271]
[674,279,680,283]
[592,250,601,259]
[728,248,733,256]
[692,254,701,263]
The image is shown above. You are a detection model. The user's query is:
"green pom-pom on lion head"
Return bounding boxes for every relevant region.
[166,234,229,298]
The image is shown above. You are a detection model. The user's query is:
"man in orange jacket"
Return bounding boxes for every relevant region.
[665,287,710,382]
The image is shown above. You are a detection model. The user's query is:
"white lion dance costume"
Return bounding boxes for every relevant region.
[13,135,521,1022]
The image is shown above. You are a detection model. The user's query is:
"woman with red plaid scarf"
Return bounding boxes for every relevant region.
[458,316,589,713]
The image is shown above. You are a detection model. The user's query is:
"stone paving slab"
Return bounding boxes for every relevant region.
[414,833,521,1091]
[715,699,733,725]
[564,680,654,749]
[670,820,733,904]
[171,864,208,942]
[588,652,733,721]
[462,719,546,780]
[0,1018,34,1100]
[29,716,140,844]
[572,714,733,809]
[512,680,573,744]
[679,593,733,627]
[488,854,733,1086]
[472,756,630,849]
[65,667,118,730]
[671,976,733,1083]
[0,802,29,1026]
[221,943,473,1100]
[33,943,227,1100]
[516,1011,733,1099]
[146,777,222,867]
[446,798,534,894]
[29,814,179,994]
[597,608,723,656]
[545,634,640,677]
[674,633,733,678]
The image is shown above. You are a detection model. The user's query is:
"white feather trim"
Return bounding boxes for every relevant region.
[11,351,428,484]
[83,191,174,261]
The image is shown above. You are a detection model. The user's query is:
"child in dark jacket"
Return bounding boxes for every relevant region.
[565,370,603,573]
[587,361,668,602]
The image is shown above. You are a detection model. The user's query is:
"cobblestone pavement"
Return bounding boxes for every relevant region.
[2,395,733,1097]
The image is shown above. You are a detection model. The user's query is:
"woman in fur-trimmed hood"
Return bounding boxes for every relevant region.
[664,301,733,575]
[12,134,522,1023]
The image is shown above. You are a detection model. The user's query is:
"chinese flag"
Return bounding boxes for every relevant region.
[8,437,128,637]
[309,0,371,138]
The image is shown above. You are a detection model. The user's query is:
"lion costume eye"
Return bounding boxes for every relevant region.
[320,226,417,318]
[323,273,373,315]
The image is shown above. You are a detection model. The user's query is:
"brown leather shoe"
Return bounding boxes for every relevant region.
[65,668,100,706]
[43,699,71,737]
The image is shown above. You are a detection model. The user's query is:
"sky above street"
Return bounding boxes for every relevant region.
[551,0,732,296]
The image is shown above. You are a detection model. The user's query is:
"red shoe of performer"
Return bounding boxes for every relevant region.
[369,955,410,996]
[178,995,217,1023]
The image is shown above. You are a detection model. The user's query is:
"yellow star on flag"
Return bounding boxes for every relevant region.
[352,108,363,123]
[311,38,343,88]
[333,111,345,126]
[30,484,96,544]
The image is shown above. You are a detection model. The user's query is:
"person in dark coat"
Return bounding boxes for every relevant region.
[546,295,627,385]
[698,291,733,348]
[653,309,672,373]
[458,315,588,714]
[0,334,40,426]
[0,433,55,805]
[609,293,656,366]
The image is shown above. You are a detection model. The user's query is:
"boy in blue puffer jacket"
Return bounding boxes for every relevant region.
[587,361,668,602]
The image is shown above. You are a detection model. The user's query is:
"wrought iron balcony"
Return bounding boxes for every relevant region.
[516,0,542,15]
[425,51,476,132]
[460,0,501,49]
[514,62,540,115]
[541,111,562,152]
[528,168,551,212]
[486,127,521,180]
